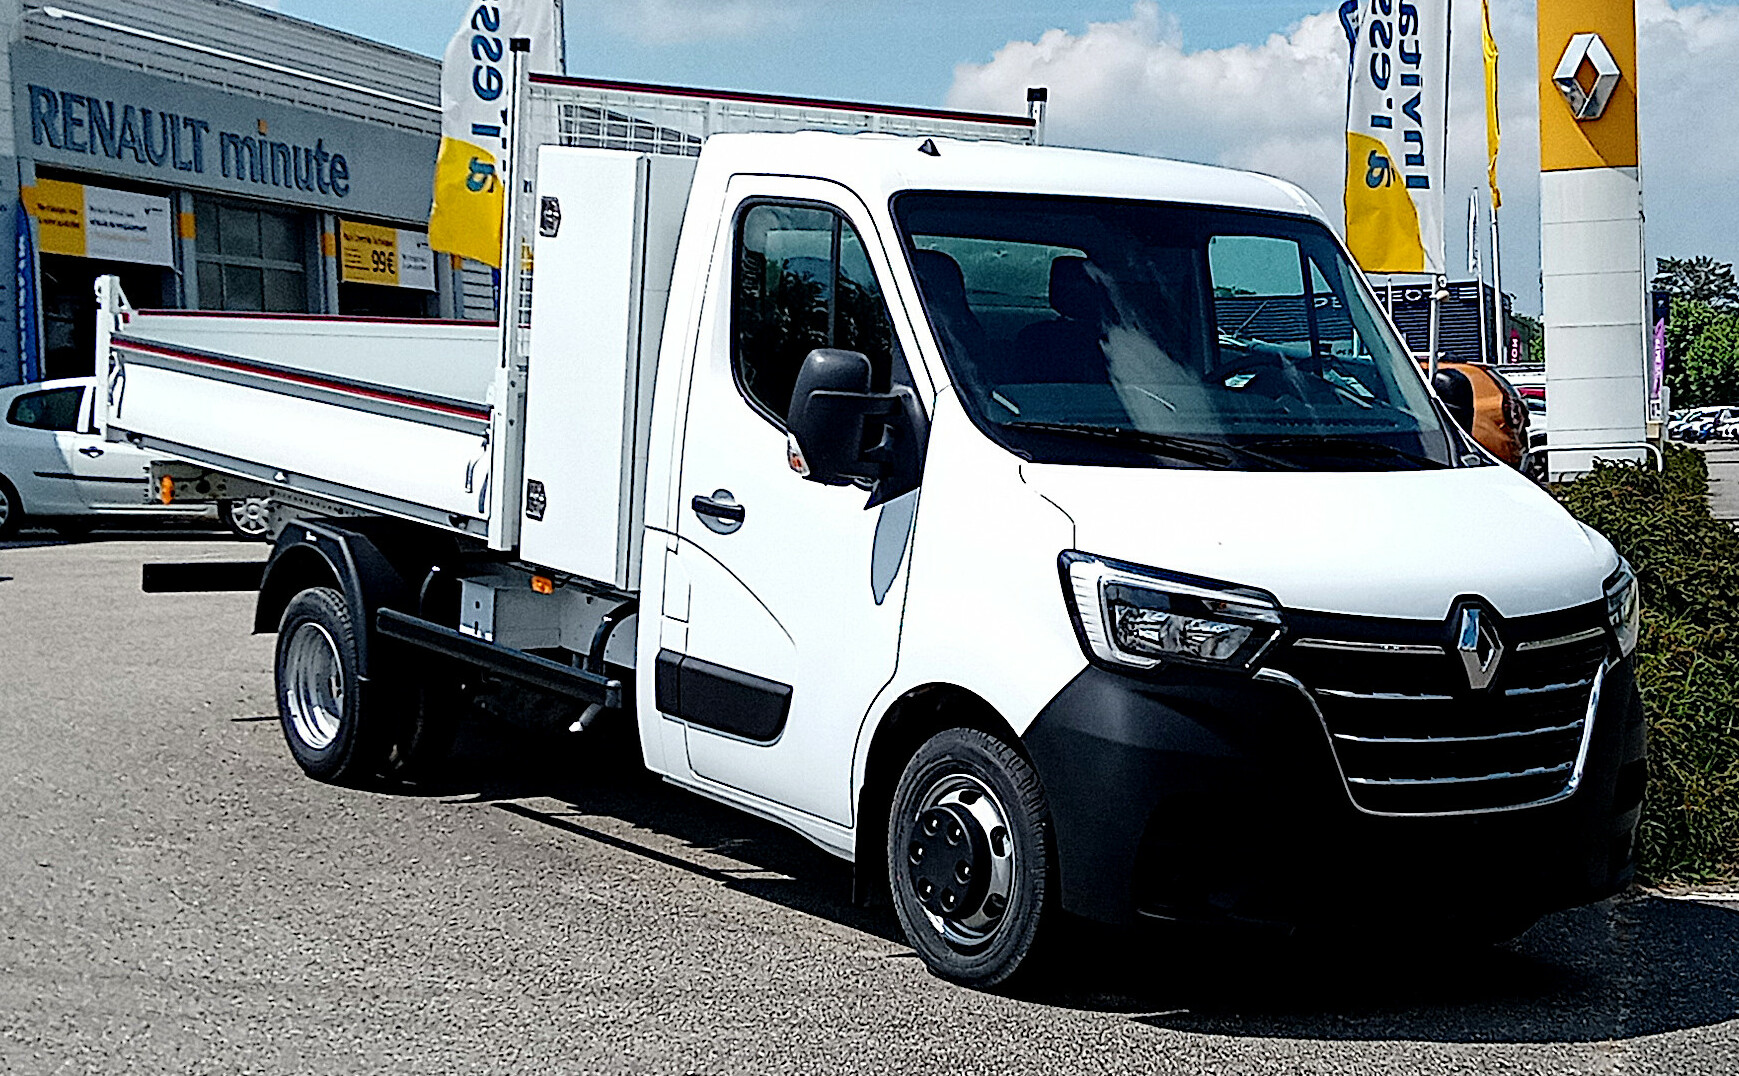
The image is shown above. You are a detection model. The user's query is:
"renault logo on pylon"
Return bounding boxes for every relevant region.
[1457,606,1505,691]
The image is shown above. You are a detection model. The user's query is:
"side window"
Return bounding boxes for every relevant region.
[6,387,85,432]
[733,203,902,424]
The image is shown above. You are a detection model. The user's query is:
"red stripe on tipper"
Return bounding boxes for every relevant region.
[116,340,492,422]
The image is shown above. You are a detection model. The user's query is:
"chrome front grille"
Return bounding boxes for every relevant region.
[1270,611,1609,816]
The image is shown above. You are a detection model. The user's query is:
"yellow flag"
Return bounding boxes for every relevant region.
[429,2,561,268]
[1343,1,1451,275]
[1483,0,1502,209]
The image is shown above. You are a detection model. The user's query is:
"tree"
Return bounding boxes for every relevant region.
[1653,256,1739,313]
[1665,298,1739,408]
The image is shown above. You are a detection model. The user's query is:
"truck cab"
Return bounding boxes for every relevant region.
[620,134,1645,982]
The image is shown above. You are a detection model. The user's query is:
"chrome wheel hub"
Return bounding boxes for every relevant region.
[283,621,344,751]
[906,774,1016,947]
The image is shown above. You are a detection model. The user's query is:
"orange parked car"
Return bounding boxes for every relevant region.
[1426,361,1531,468]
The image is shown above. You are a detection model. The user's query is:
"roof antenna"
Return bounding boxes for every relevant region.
[918,139,940,157]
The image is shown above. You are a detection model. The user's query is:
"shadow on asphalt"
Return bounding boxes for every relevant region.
[1,524,244,552]
[426,715,902,944]
[246,710,1739,1043]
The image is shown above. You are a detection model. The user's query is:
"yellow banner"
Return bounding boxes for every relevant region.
[1344,133,1428,274]
[1483,0,1502,208]
[31,178,87,258]
[429,137,504,268]
[1538,0,1638,172]
[340,219,401,286]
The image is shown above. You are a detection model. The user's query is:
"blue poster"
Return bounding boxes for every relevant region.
[15,199,40,383]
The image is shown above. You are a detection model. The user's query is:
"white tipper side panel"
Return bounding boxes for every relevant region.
[112,366,491,520]
[102,306,498,528]
[519,148,696,587]
[112,315,498,406]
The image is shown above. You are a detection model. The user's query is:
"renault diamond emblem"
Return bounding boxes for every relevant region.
[1457,607,1504,691]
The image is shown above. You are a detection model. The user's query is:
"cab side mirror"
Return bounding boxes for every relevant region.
[786,349,926,507]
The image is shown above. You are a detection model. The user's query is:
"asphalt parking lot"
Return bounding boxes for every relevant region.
[1703,443,1739,523]
[3,532,1737,1075]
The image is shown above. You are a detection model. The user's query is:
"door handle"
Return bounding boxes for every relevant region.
[692,491,745,535]
[79,446,105,458]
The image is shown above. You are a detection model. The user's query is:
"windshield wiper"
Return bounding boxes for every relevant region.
[1240,435,1446,469]
[1002,422,1297,470]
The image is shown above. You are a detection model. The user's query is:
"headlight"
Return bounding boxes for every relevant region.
[1604,558,1640,657]
[1060,552,1284,673]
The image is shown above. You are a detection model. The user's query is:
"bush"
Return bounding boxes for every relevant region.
[1556,447,1739,885]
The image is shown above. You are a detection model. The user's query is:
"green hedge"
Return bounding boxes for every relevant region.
[1556,447,1739,885]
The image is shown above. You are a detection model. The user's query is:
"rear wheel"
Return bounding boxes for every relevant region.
[0,476,22,540]
[276,587,389,784]
[887,727,1056,988]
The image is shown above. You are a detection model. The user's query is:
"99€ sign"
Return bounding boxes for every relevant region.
[339,219,435,290]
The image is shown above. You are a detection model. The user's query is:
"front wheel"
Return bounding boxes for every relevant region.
[887,727,1056,988]
[0,476,23,540]
[276,587,387,784]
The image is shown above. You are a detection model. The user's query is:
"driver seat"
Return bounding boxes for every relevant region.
[1012,257,1113,384]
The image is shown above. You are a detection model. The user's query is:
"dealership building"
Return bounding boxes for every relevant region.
[0,0,494,387]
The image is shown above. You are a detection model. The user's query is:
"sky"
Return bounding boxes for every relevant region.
[250,0,1739,315]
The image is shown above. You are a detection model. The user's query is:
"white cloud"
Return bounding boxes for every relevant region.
[948,1,1739,311]
[601,0,800,45]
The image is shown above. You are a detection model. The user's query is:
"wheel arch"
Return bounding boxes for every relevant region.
[253,518,458,675]
[851,683,1025,905]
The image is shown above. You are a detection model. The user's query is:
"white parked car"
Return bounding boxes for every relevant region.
[0,377,263,540]
[1668,406,1739,442]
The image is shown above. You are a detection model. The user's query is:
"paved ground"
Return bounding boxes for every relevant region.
[1702,444,1739,522]
[3,532,1738,1075]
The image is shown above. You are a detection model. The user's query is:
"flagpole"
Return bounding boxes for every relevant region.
[1472,192,1490,368]
[1429,0,1454,383]
[1490,199,1506,363]
[553,0,568,74]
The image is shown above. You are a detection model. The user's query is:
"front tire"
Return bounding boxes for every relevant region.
[0,476,23,540]
[887,727,1055,988]
[275,587,386,784]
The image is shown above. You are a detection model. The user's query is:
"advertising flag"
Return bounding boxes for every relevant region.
[16,199,40,384]
[1483,0,1502,208]
[1343,0,1451,275]
[429,1,562,268]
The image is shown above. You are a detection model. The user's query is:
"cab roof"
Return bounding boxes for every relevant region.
[696,132,1328,223]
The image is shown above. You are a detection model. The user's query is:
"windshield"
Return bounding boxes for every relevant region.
[894,193,1455,471]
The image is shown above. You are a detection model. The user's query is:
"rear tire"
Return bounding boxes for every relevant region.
[275,587,388,784]
[0,476,22,540]
[887,727,1056,988]
[383,671,468,786]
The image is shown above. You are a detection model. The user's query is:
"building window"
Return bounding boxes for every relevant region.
[195,198,311,313]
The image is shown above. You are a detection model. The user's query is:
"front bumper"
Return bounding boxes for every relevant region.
[1022,658,1647,928]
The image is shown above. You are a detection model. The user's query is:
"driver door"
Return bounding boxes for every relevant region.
[662,178,924,826]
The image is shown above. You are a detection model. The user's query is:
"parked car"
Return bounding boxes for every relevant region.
[1428,361,1531,467]
[0,377,264,539]
[1667,406,1737,442]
